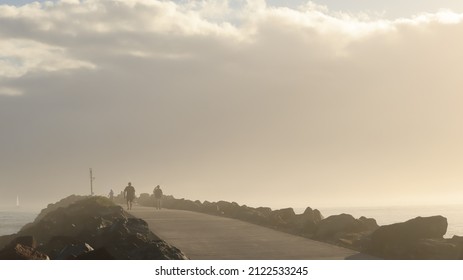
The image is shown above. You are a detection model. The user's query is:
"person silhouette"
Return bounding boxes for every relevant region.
[153,185,163,210]
[108,189,114,201]
[123,182,136,210]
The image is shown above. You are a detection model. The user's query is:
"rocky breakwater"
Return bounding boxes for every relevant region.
[0,196,188,260]
[138,194,326,235]
[138,194,377,250]
[138,194,463,259]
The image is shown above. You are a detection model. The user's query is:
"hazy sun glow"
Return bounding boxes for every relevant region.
[1,0,463,209]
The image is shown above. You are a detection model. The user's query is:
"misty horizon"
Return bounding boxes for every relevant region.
[2,0,463,210]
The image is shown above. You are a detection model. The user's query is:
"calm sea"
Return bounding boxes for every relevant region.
[0,209,38,236]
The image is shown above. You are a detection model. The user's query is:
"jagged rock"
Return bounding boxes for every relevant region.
[9,236,36,249]
[234,205,269,225]
[57,242,94,260]
[201,201,219,214]
[3,196,187,260]
[28,195,89,226]
[303,207,323,222]
[163,198,202,212]
[74,248,115,260]
[74,247,115,260]
[216,201,241,217]
[138,193,152,206]
[411,239,461,260]
[0,234,17,250]
[314,214,359,239]
[40,236,83,259]
[369,216,448,259]
[273,208,296,222]
[315,214,379,241]
[270,208,296,227]
[358,216,379,231]
[256,207,272,216]
[0,242,49,260]
[294,207,323,234]
[125,240,189,260]
[450,236,463,259]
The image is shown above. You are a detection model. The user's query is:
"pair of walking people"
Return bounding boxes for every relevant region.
[123,182,163,210]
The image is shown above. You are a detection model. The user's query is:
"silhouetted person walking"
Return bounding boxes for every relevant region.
[109,189,114,201]
[153,185,163,210]
[124,182,136,210]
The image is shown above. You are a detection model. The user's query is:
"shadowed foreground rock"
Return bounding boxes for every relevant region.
[0,236,49,260]
[0,196,188,260]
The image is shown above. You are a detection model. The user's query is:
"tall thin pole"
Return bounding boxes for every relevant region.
[89,168,94,195]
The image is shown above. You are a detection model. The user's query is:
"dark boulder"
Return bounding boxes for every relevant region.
[137,193,153,207]
[411,238,461,260]
[0,244,49,260]
[56,242,94,260]
[201,201,219,214]
[0,234,17,250]
[294,207,323,234]
[74,247,115,260]
[9,236,36,249]
[0,237,49,260]
[40,236,85,259]
[314,214,359,239]
[216,201,241,217]
[369,216,448,259]
[270,208,296,227]
[234,205,270,225]
[164,198,202,212]
[358,216,379,231]
[450,236,463,259]
[4,196,188,260]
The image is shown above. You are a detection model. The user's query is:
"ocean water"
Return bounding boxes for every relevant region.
[315,204,463,238]
[0,210,38,236]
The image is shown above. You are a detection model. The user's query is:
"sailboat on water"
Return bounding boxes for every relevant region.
[16,195,20,207]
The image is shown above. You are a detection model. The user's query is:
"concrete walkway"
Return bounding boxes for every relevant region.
[129,206,371,260]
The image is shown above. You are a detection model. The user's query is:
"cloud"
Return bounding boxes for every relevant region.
[0,86,22,96]
[0,38,95,78]
[1,0,463,206]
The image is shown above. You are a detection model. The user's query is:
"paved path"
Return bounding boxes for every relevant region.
[129,206,371,260]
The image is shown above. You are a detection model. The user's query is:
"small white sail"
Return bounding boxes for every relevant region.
[16,195,19,207]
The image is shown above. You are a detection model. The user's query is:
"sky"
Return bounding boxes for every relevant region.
[1,0,463,210]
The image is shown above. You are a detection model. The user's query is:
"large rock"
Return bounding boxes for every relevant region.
[8,236,36,249]
[26,195,89,227]
[0,237,49,260]
[269,208,297,228]
[0,244,49,260]
[412,239,461,260]
[294,207,323,234]
[358,216,379,231]
[369,216,448,259]
[4,196,188,260]
[234,205,271,225]
[40,236,85,259]
[73,247,115,260]
[314,214,359,239]
[0,234,17,250]
[216,201,241,217]
[137,193,153,207]
[201,201,220,214]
